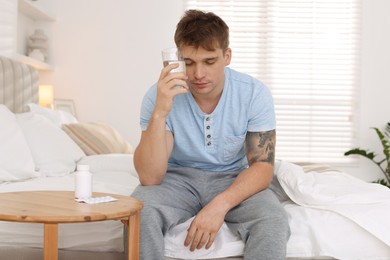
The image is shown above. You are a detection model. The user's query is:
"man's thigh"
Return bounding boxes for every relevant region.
[225,188,285,226]
[131,169,203,220]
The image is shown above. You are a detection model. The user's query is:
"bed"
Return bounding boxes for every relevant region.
[1,55,390,260]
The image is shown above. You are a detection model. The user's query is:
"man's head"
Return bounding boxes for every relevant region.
[174,10,231,100]
[175,9,229,54]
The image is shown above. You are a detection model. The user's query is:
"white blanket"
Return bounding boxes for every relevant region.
[277,160,390,248]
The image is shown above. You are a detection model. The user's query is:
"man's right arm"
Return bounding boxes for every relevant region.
[133,63,188,186]
[133,115,174,186]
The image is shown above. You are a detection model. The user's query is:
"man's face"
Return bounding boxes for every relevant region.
[181,46,231,98]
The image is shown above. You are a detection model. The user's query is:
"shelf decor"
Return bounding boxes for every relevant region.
[27,29,49,62]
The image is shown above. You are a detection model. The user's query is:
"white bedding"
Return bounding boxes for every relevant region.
[278,160,390,259]
[277,160,390,252]
[1,104,390,259]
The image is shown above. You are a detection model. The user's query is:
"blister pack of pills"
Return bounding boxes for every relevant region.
[75,196,118,204]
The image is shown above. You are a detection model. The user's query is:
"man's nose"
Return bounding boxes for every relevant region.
[194,64,205,79]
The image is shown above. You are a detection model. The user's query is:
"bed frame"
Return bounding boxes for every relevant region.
[0,56,39,113]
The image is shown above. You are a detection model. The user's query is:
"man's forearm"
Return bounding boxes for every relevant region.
[133,113,172,185]
[214,129,276,209]
[212,162,274,213]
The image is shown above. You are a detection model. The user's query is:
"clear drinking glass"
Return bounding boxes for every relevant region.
[161,47,186,73]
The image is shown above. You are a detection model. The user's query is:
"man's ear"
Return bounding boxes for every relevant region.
[224,48,232,65]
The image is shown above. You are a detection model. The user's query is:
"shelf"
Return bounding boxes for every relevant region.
[18,0,55,22]
[16,0,55,71]
[12,53,53,71]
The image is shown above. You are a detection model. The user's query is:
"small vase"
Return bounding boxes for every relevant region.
[28,49,45,62]
[27,29,49,62]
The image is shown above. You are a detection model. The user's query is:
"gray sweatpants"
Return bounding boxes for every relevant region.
[130,167,290,260]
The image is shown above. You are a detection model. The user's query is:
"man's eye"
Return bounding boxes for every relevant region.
[185,61,193,66]
[206,60,216,65]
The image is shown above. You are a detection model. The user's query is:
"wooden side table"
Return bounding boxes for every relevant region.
[0,191,143,260]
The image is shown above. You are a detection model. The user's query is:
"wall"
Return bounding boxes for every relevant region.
[39,0,184,147]
[342,0,390,182]
[37,0,390,182]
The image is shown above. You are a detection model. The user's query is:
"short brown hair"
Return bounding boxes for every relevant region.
[174,9,229,52]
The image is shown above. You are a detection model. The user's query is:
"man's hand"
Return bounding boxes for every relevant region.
[154,63,188,118]
[184,198,228,251]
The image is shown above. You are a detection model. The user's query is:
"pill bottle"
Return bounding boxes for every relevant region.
[75,164,92,199]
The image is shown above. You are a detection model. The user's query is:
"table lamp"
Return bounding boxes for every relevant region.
[39,85,54,109]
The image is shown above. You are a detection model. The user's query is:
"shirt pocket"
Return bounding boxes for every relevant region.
[223,134,246,162]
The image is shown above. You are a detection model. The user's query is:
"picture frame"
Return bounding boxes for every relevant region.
[53,99,76,117]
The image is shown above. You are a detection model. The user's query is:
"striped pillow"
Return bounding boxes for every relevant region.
[62,122,133,155]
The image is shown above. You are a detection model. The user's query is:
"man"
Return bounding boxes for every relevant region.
[132,9,290,259]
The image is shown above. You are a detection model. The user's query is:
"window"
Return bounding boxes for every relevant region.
[184,0,360,164]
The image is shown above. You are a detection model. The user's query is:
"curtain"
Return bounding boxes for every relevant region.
[184,0,361,163]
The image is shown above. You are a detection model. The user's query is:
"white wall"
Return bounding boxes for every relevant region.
[342,0,390,182]
[38,0,390,182]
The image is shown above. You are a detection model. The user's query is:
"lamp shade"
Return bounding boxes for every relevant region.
[39,85,54,108]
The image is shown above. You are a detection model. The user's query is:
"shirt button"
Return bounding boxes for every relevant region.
[206,117,210,121]
[206,125,210,130]
[207,134,211,138]
[207,142,212,146]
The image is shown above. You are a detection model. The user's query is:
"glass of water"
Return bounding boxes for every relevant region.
[161,47,186,73]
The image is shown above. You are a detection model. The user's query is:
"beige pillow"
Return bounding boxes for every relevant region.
[294,162,342,173]
[62,122,133,155]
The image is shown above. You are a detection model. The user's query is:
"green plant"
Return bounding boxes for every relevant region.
[344,122,390,188]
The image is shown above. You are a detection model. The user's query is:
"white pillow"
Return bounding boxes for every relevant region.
[16,112,85,177]
[27,103,78,127]
[0,105,39,182]
[78,154,138,177]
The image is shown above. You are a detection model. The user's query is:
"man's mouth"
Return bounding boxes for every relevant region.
[192,82,208,88]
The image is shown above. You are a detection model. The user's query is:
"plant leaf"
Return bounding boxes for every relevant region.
[385,122,390,139]
[344,148,376,160]
[373,178,390,188]
[372,127,390,166]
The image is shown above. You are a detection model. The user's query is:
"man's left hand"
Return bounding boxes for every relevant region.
[184,199,228,251]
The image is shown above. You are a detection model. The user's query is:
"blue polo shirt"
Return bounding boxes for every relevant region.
[140,67,275,172]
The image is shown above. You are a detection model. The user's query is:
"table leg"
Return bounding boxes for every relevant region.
[44,223,58,260]
[126,212,141,260]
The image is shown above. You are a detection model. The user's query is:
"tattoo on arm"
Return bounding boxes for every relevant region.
[246,130,276,165]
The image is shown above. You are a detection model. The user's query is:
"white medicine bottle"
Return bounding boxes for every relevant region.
[75,164,92,199]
